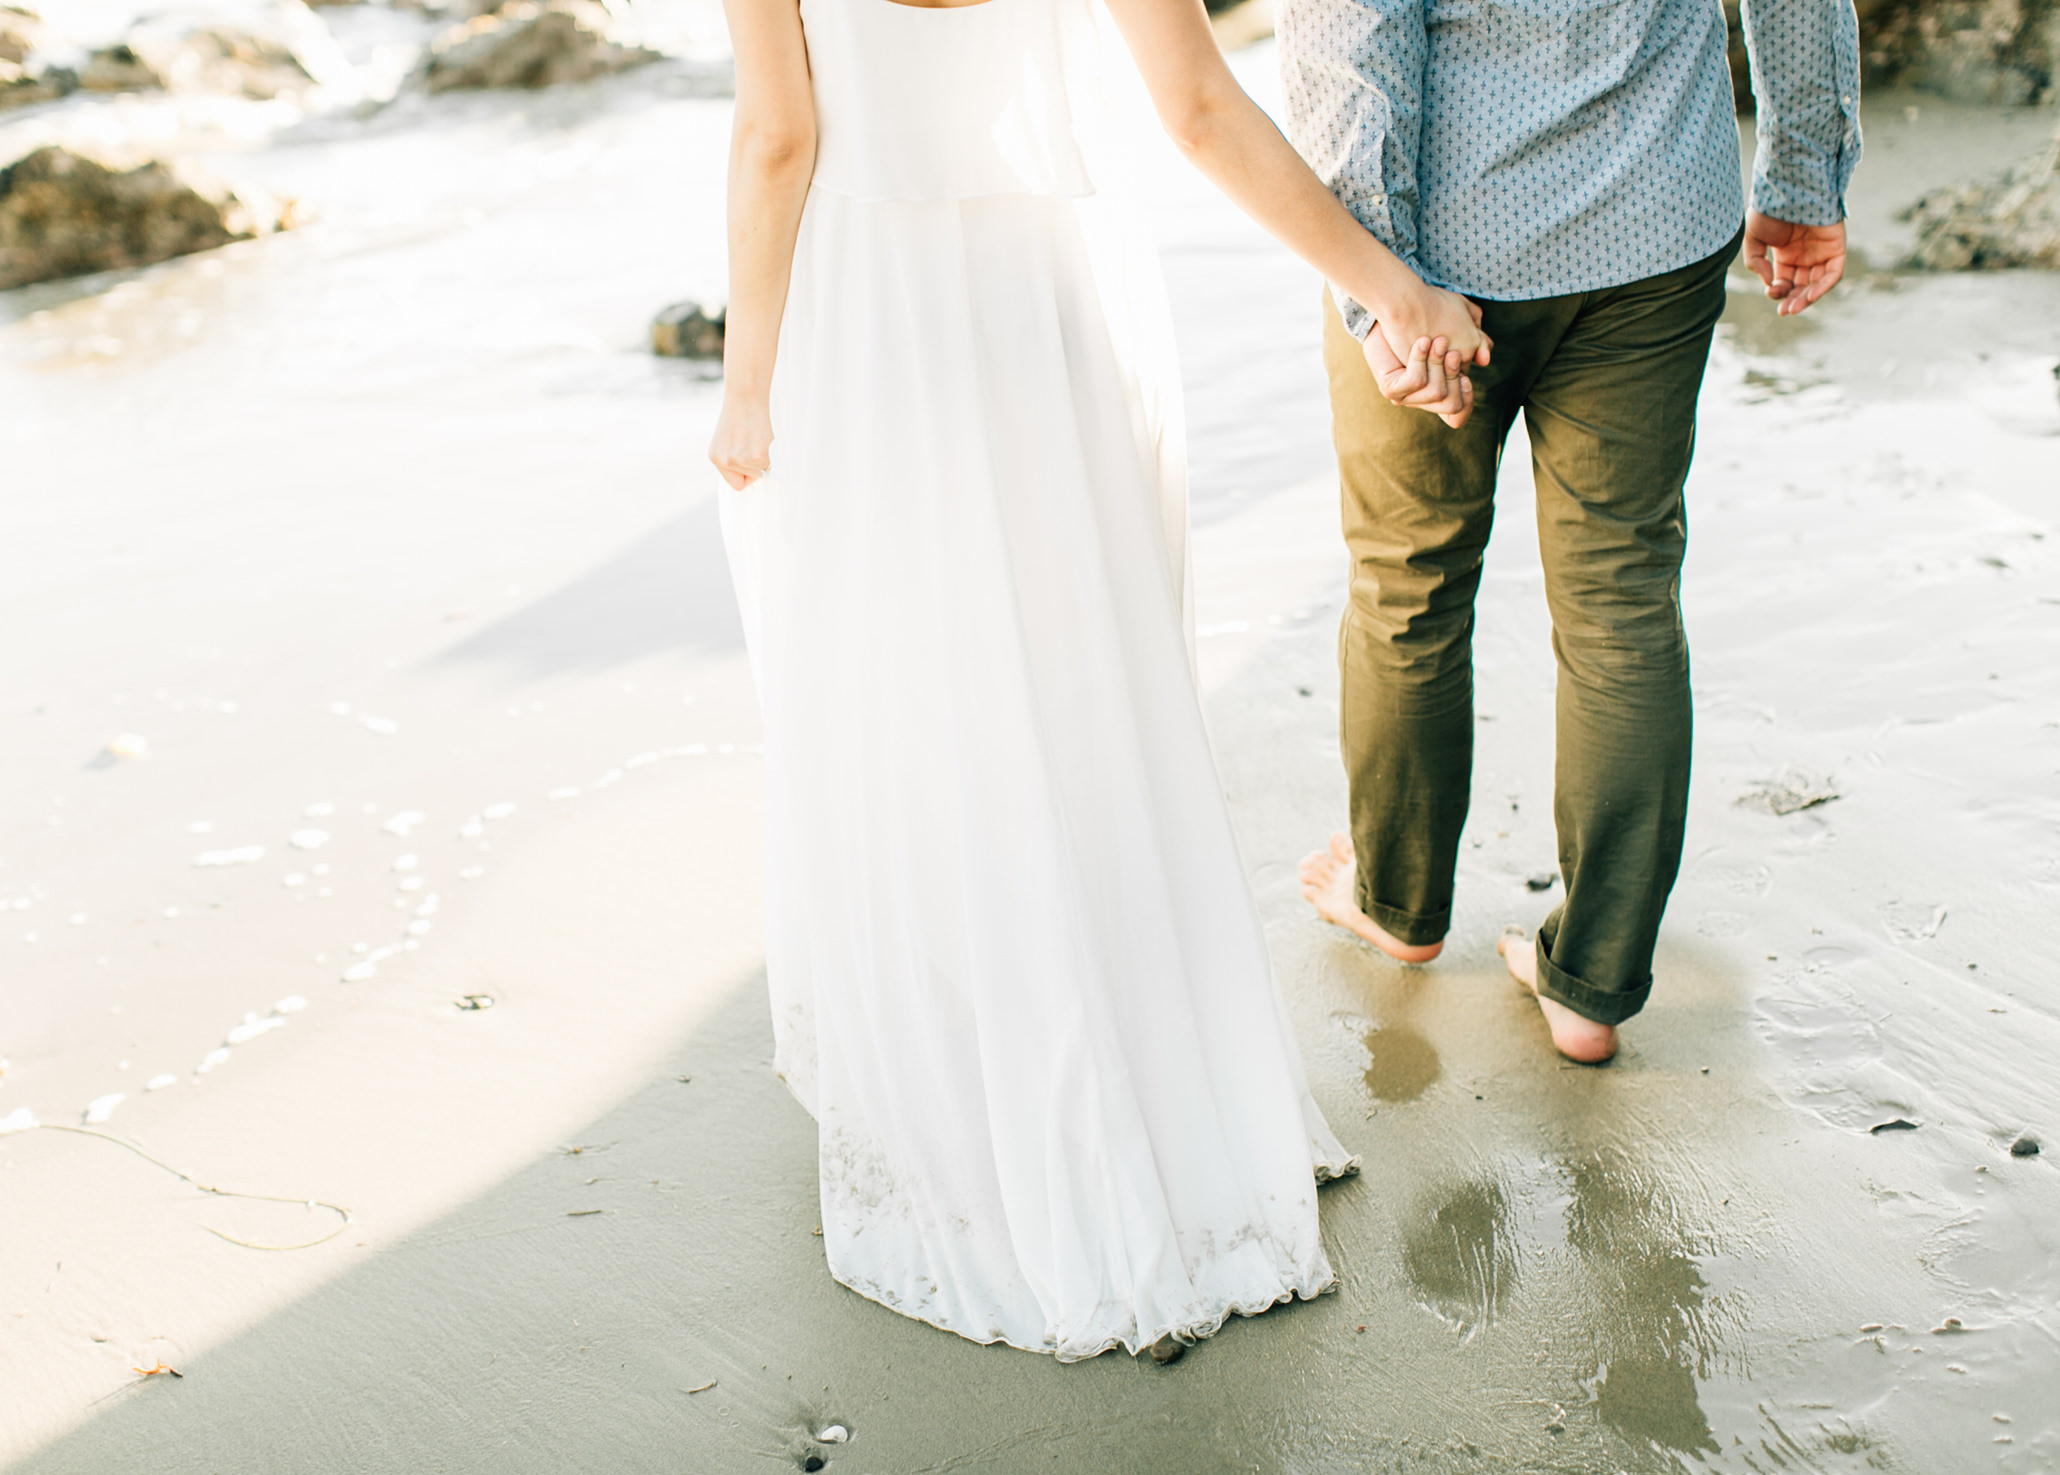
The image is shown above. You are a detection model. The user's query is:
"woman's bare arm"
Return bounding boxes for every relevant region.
[709,0,816,489]
[1099,0,1488,422]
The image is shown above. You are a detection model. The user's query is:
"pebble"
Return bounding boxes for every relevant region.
[1525,872,1555,892]
[382,811,426,837]
[289,829,330,850]
[0,1107,39,1134]
[145,1074,177,1091]
[194,845,266,867]
[818,1425,849,1444]
[2010,1135,2040,1158]
[105,733,148,759]
[482,802,518,820]
[82,1093,125,1124]
[1869,1118,1920,1134]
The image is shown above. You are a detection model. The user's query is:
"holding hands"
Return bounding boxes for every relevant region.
[1363,282,1491,429]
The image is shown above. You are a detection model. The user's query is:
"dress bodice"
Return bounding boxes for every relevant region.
[801,0,1099,202]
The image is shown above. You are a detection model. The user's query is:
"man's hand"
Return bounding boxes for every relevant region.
[1363,282,1490,428]
[1743,211,1847,316]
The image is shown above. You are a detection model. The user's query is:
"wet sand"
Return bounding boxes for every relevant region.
[3,30,2057,1474]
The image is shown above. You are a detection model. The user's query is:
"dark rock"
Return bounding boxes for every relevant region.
[652,298,724,359]
[1857,0,2057,105]
[1525,872,1556,892]
[1901,123,2060,271]
[1143,1335,1186,1365]
[1868,1117,1920,1134]
[1724,0,2058,113]
[0,146,296,290]
[423,0,661,91]
[2011,1134,2041,1157]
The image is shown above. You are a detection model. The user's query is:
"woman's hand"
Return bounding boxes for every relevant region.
[710,392,774,489]
[1363,283,1491,429]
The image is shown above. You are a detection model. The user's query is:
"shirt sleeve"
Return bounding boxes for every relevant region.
[1278,0,1427,340]
[1741,0,1862,227]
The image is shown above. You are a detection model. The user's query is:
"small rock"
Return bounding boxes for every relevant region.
[1869,1117,1920,1135]
[456,993,494,1010]
[1737,768,1839,816]
[423,0,661,91]
[817,1425,849,1444]
[652,299,724,359]
[1524,871,1555,892]
[0,146,296,290]
[104,733,148,759]
[2010,1134,2040,1158]
[1143,1335,1185,1365]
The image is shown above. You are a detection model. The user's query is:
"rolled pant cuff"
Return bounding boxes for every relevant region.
[1532,938,1651,1027]
[1358,888,1449,948]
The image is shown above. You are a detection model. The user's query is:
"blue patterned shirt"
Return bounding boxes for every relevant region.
[1277,0,1862,336]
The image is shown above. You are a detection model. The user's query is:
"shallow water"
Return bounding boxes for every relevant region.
[3,23,2058,1475]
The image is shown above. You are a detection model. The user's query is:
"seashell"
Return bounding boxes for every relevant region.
[105,733,148,759]
[289,829,330,850]
[591,769,624,789]
[198,1047,231,1072]
[83,1093,126,1124]
[0,1107,39,1133]
[225,1016,284,1045]
[457,818,484,838]
[392,854,420,872]
[341,961,378,982]
[145,1074,177,1091]
[382,811,426,837]
[398,875,425,892]
[817,1425,849,1444]
[406,920,432,937]
[549,787,582,801]
[284,874,307,887]
[194,845,265,867]
[360,715,399,736]
[482,802,517,820]
[273,996,307,1013]
[415,894,440,916]
[304,801,336,817]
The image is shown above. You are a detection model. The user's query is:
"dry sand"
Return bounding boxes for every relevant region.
[3,29,2057,1474]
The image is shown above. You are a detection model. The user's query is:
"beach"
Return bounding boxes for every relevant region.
[4,18,2059,1472]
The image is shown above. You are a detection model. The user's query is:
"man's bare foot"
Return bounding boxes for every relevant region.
[1299,834,1442,964]
[1497,930,1617,1064]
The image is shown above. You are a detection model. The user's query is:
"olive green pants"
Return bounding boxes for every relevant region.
[1322,233,1737,1026]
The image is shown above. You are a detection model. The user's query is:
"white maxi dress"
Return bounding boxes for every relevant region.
[720,0,1357,1361]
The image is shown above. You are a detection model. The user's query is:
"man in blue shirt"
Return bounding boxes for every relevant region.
[1286,0,1861,1062]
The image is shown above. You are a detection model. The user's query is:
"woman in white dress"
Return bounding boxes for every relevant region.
[709,0,1487,1362]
